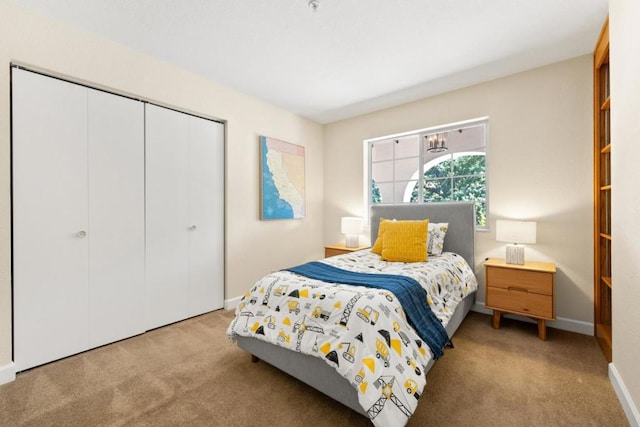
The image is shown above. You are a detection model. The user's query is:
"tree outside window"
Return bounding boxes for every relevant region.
[408,153,486,227]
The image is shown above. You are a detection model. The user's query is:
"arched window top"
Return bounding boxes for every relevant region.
[403,151,486,202]
[366,117,488,228]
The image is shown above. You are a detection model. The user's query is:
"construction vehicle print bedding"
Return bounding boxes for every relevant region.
[227,251,477,427]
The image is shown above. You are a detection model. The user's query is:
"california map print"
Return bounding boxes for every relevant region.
[260,136,305,219]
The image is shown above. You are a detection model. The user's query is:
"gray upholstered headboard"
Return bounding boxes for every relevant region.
[370,202,476,268]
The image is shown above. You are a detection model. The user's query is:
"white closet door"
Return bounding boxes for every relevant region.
[88,89,145,347]
[12,69,89,371]
[188,116,224,315]
[145,104,190,329]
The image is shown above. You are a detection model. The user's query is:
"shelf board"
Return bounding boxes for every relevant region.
[600,185,612,191]
[601,276,612,288]
[600,233,612,240]
[601,96,611,110]
[601,144,611,153]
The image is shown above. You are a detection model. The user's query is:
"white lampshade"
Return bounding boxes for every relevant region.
[341,217,363,248]
[496,220,537,244]
[496,220,537,265]
[341,217,363,235]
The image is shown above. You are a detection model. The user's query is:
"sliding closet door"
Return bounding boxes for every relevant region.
[87,89,145,347]
[188,116,224,315]
[145,105,190,329]
[12,69,90,371]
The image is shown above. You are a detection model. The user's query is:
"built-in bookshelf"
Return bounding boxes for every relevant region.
[593,17,611,362]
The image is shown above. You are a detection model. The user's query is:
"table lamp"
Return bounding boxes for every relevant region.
[341,217,363,248]
[496,219,537,265]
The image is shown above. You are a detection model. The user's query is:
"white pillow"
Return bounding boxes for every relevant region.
[427,222,449,256]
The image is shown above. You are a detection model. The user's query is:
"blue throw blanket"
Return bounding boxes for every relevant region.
[286,261,449,359]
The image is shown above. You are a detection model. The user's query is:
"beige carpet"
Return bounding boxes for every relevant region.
[0,310,628,426]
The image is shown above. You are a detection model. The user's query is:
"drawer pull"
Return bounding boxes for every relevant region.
[507,286,529,293]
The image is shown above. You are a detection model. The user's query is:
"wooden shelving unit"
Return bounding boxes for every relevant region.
[593,17,612,362]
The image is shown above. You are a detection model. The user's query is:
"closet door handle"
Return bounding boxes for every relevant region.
[190,225,197,231]
[77,230,87,238]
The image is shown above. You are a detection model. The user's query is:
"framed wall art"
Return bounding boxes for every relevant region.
[260,135,305,220]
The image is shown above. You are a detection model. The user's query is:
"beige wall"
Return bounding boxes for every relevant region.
[324,56,594,327]
[0,1,324,368]
[610,0,640,420]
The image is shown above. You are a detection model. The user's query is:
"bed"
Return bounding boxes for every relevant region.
[227,202,477,426]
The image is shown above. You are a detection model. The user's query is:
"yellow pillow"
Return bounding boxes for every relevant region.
[371,218,390,255]
[381,220,429,262]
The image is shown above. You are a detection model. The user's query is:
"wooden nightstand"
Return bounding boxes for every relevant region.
[324,243,370,258]
[484,258,556,340]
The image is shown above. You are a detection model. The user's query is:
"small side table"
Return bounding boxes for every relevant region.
[484,258,556,340]
[324,243,370,258]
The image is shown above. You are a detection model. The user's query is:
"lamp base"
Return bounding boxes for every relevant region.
[345,235,359,248]
[505,244,525,265]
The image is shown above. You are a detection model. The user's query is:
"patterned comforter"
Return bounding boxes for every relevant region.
[227,250,478,427]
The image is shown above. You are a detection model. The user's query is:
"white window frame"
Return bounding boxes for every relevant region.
[363,117,489,229]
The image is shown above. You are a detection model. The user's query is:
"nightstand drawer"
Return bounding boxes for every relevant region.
[486,286,553,319]
[486,267,553,295]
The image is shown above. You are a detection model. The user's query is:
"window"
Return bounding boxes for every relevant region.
[367,118,488,228]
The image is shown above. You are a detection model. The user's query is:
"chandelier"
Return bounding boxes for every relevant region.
[426,133,448,153]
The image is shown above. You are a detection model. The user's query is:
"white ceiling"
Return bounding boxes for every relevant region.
[10,0,608,124]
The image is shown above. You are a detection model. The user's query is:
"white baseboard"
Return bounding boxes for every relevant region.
[471,302,594,335]
[224,295,242,311]
[609,363,640,427]
[0,362,16,385]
